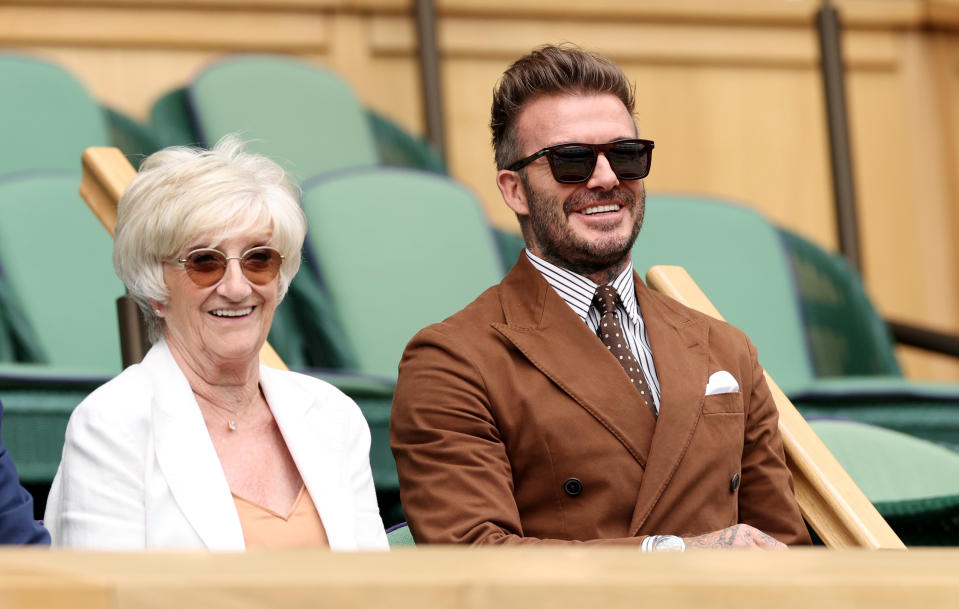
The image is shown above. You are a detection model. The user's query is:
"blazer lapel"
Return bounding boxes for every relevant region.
[628,277,710,534]
[493,257,656,468]
[148,341,245,550]
[262,368,356,551]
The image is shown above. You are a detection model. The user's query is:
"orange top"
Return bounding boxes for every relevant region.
[233,485,329,549]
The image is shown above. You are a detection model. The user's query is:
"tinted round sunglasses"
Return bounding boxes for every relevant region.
[507,138,654,184]
[168,246,284,287]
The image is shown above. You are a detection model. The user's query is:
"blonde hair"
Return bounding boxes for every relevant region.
[113,135,306,339]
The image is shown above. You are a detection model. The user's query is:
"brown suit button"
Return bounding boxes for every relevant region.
[730,473,741,492]
[563,478,583,496]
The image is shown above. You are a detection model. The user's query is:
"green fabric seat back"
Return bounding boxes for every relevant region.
[267,263,358,371]
[366,110,446,173]
[189,55,377,183]
[103,107,160,170]
[779,228,901,378]
[492,226,526,271]
[633,195,814,393]
[0,54,109,173]
[0,172,124,373]
[301,168,503,379]
[0,289,15,361]
[809,418,959,545]
[386,523,415,547]
[150,87,200,148]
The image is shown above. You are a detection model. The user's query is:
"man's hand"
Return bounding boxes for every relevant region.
[683,524,787,550]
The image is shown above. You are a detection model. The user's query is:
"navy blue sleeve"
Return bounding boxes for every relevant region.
[0,403,50,545]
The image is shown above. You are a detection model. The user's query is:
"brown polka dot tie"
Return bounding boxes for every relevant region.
[593,285,657,418]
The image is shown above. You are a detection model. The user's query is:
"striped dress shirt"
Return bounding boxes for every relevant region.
[525,250,662,412]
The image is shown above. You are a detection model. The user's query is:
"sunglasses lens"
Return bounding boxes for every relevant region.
[548,145,596,183]
[184,250,227,287]
[606,141,650,180]
[240,247,282,285]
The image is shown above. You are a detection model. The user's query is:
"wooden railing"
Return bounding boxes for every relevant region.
[6,547,958,608]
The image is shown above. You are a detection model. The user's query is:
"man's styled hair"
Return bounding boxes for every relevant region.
[490,43,636,170]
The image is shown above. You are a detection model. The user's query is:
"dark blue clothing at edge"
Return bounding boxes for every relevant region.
[0,400,50,544]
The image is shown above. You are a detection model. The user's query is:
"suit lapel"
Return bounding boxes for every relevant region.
[261,367,357,551]
[493,257,656,468]
[628,277,710,533]
[148,341,245,550]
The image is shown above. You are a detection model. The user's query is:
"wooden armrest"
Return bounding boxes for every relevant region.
[646,265,904,549]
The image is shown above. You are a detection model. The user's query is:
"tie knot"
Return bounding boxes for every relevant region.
[592,285,619,315]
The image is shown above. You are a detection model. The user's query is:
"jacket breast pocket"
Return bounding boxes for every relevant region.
[701,391,744,414]
[697,393,746,471]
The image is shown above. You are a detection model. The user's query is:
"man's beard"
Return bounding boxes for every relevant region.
[521,177,645,278]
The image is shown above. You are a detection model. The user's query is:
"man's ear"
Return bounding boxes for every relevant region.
[496,169,529,218]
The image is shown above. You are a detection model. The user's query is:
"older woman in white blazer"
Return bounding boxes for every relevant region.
[45,137,388,551]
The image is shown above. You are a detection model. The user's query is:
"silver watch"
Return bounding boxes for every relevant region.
[643,534,686,552]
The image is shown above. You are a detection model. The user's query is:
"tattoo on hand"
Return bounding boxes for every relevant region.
[684,524,785,549]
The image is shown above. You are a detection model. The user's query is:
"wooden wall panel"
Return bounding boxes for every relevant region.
[2,0,959,379]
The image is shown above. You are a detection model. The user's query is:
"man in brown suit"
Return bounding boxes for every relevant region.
[390,44,810,550]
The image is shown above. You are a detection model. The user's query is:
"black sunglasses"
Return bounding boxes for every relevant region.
[506,138,654,184]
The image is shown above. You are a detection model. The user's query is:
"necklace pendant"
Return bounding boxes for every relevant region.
[227,420,237,432]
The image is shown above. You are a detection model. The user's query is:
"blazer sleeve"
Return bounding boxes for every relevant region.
[737,336,811,546]
[44,396,148,549]
[0,406,50,545]
[391,326,645,547]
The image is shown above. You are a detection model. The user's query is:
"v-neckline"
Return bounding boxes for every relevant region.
[232,484,306,521]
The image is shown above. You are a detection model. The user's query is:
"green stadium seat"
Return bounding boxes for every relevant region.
[492,225,526,271]
[634,194,959,451]
[268,263,358,372]
[300,167,504,380]
[0,54,109,174]
[103,107,161,170]
[0,365,107,484]
[149,87,201,148]
[386,522,415,547]
[366,110,446,174]
[635,195,812,390]
[780,228,902,377]
[298,167,505,522]
[809,418,959,545]
[189,54,377,183]
[150,86,439,177]
[0,171,123,485]
[0,172,124,372]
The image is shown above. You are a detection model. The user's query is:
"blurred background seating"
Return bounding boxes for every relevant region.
[3,1,959,543]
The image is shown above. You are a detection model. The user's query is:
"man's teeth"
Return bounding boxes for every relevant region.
[581,204,621,215]
[211,307,253,318]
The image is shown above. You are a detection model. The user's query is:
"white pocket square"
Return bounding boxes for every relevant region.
[705,371,739,395]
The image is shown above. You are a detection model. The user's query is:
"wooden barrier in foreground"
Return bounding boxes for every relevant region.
[647,265,905,549]
[79,147,288,370]
[3,547,957,609]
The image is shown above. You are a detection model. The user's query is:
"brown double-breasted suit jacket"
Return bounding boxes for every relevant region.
[390,255,810,546]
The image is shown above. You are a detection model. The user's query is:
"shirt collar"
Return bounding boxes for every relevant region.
[525,249,639,324]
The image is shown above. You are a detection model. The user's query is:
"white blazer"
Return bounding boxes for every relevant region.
[44,340,389,551]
